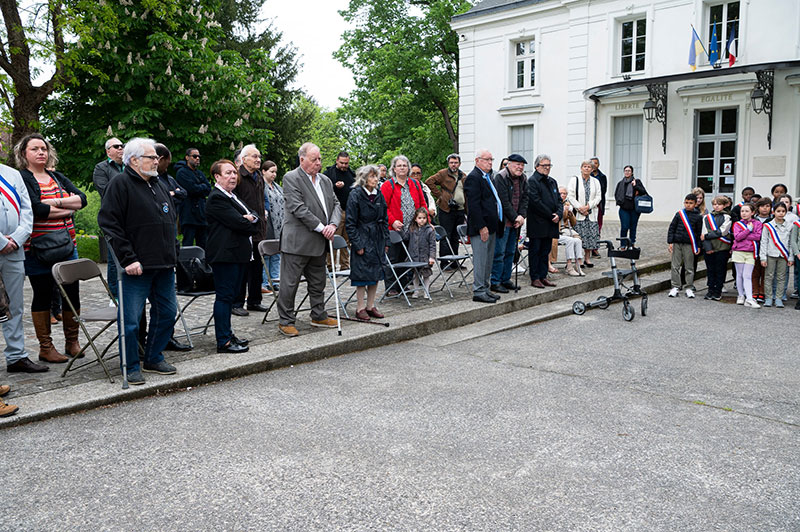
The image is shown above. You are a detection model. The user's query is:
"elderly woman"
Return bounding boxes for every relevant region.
[380,154,427,294]
[558,186,584,276]
[261,160,284,293]
[567,160,601,268]
[205,159,259,353]
[346,165,389,320]
[17,133,87,364]
[614,165,648,249]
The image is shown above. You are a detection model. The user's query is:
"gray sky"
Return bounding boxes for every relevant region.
[262,0,356,110]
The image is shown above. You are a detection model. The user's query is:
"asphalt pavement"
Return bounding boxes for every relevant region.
[2,285,798,531]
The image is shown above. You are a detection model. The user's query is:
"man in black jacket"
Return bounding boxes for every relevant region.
[174,147,211,249]
[491,153,528,293]
[526,154,561,288]
[464,149,504,303]
[92,137,125,199]
[98,137,179,385]
[324,151,355,270]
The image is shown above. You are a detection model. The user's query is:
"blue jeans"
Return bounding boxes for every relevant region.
[118,268,177,371]
[618,208,641,246]
[212,262,246,347]
[491,226,519,285]
[262,254,280,289]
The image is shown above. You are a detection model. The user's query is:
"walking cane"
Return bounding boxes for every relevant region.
[514,227,520,294]
[328,238,343,336]
[106,237,128,389]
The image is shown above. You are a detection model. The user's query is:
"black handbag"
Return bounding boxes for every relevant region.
[30,174,76,264]
[176,256,215,292]
[634,194,654,214]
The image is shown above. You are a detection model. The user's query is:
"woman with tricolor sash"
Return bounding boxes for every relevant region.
[759,202,794,308]
[731,203,763,308]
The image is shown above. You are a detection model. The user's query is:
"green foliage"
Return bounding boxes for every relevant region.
[335,0,472,171]
[76,234,100,262]
[73,189,101,235]
[41,0,277,188]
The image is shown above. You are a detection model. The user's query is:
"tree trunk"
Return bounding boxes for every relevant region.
[432,97,458,154]
[10,91,45,147]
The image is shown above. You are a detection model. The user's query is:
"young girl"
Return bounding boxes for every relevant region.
[731,203,763,308]
[691,187,708,215]
[760,202,794,307]
[751,198,773,302]
[404,207,436,298]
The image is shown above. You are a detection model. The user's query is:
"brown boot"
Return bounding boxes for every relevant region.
[0,398,18,417]
[62,310,84,358]
[32,311,68,363]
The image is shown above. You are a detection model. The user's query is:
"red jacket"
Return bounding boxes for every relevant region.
[380,178,428,229]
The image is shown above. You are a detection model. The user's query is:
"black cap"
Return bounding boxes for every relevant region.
[507,153,527,164]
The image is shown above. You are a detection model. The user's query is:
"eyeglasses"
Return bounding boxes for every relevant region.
[141,155,160,161]
[537,164,553,168]
[478,157,494,162]
[110,144,123,150]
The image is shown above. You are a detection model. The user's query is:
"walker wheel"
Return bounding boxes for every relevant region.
[597,296,609,309]
[572,301,586,315]
[641,294,648,316]
[622,300,635,321]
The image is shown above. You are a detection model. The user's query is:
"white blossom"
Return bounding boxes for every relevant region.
[167,129,173,138]
[98,86,104,93]
[113,74,119,82]
[159,123,165,131]
[107,126,113,136]
[126,52,132,65]
[71,129,78,137]
[117,121,125,130]
[230,142,235,150]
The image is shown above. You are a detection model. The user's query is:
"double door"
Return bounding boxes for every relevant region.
[694,108,737,195]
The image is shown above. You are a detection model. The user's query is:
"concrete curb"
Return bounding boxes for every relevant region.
[1,256,686,429]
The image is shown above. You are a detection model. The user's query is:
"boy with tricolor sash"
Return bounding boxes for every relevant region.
[790,211,800,310]
[701,195,732,300]
[760,202,794,307]
[667,194,703,298]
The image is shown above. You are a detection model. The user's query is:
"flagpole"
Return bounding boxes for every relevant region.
[690,24,710,56]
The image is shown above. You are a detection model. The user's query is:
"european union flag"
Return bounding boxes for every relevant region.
[709,22,719,65]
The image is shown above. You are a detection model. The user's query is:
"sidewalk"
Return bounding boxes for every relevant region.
[2,220,674,427]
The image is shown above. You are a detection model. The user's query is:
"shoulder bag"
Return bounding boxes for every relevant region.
[634,194,654,214]
[30,173,76,264]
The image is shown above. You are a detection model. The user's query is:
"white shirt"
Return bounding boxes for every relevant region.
[214,184,253,220]
[306,172,328,233]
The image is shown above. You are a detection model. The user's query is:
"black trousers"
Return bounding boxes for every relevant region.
[438,208,465,265]
[528,237,551,282]
[29,273,79,313]
[182,224,207,250]
[235,240,263,308]
[705,251,729,295]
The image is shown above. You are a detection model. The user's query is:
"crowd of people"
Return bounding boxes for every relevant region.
[1,132,798,416]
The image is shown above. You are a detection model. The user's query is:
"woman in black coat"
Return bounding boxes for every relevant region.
[205,159,259,353]
[614,165,648,249]
[345,165,389,321]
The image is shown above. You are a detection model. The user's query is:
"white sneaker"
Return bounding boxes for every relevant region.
[668,287,679,297]
[736,295,745,305]
[744,299,761,308]
[685,289,695,298]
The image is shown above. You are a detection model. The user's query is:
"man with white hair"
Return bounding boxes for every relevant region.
[98,137,179,385]
[276,142,341,337]
[231,143,268,316]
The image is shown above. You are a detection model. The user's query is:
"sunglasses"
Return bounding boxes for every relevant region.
[110,144,123,150]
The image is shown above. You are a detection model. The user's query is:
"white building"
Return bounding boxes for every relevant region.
[451,0,800,218]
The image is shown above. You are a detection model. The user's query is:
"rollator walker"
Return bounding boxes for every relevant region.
[572,238,648,322]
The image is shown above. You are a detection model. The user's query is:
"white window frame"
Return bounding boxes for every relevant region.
[618,17,647,75]
[509,36,536,92]
[704,1,740,66]
[508,124,535,167]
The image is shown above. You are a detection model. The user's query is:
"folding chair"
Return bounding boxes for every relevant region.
[380,230,432,307]
[456,224,475,287]
[323,235,353,317]
[52,259,130,383]
[174,246,215,347]
[258,239,283,323]
[429,225,469,297]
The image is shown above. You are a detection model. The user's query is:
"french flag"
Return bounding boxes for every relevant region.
[726,24,737,67]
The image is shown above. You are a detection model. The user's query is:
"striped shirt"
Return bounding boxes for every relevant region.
[24,175,76,251]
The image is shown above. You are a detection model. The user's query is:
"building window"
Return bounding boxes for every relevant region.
[510,125,534,166]
[708,1,739,61]
[512,39,535,90]
[620,18,646,73]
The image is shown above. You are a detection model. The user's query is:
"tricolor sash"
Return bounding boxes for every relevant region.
[705,213,731,244]
[795,220,800,258]
[0,172,21,222]
[734,220,759,260]
[679,209,699,254]
[764,221,790,261]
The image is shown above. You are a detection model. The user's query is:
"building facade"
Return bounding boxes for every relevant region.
[452,0,800,219]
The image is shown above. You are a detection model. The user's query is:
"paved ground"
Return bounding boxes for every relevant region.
[4,220,670,398]
[2,282,797,531]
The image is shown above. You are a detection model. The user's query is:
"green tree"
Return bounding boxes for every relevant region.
[335,0,472,169]
[42,0,277,186]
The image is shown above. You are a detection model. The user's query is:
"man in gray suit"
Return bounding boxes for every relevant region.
[277,142,342,337]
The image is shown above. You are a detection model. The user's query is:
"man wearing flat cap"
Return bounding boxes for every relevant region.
[490,154,528,292]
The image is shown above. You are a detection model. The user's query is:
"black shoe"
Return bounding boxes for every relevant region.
[165,337,192,352]
[231,335,249,347]
[246,304,269,312]
[231,307,249,317]
[490,284,509,293]
[712,293,722,301]
[6,357,49,373]
[486,291,501,300]
[795,300,800,310]
[583,262,595,268]
[501,281,519,290]
[591,250,601,258]
[126,370,145,385]
[217,341,249,353]
[472,293,496,303]
[142,360,177,375]
[703,293,713,300]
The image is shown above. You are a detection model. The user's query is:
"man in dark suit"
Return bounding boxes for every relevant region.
[464,149,504,303]
[174,147,211,249]
[526,154,561,288]
[277,143,342,337]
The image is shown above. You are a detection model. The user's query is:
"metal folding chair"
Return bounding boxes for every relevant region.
[455,224,475,287]
[323,235,353,317]
[429,225,469,297]
[380,230,432,307]
[174,246,215,347]
[258,239,283,323]
[52,259,127,382]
